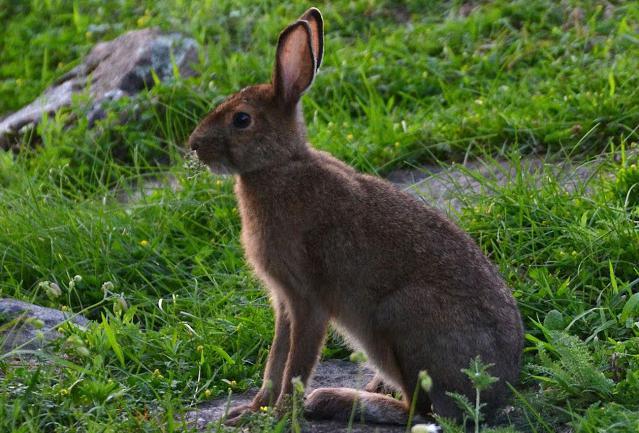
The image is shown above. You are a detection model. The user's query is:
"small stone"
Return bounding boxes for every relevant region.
[0,298,90,353]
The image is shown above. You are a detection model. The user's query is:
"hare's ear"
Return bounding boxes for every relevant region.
[273,20,316,108]
[299,7,324,70]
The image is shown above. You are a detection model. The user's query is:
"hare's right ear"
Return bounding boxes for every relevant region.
[298,7,324,70]
[273,20,316,108]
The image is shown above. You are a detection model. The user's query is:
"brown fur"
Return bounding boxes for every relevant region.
[188,7,523,427]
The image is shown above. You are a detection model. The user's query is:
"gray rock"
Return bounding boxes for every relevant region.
[0,28,199,149]
[389,156,603,214]
[388,158,544,214]
[0,298,89,353]
[185,360,418,433]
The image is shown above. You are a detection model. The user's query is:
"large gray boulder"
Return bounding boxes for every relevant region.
[0,28,199,149]
[0,298,89,352]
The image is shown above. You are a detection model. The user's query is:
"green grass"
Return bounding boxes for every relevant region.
[1,1,639,432]
[3,0,639,170]
[454,147,639,431]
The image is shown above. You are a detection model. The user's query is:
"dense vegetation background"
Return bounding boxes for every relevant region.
[1,1,638,432]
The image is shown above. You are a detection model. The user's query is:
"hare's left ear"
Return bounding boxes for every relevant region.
[273,20,316,108]
[298,7,324,71]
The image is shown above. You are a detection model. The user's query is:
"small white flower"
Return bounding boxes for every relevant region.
[411,424,440,433]
[292,376,305,394]
[28,318,45,329]
[47,282,62,298]
[419,370,433,392]
[101,281,114,295]
[349,351,367,364]
[113,295,128,314]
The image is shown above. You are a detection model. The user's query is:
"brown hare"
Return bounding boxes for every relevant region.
[188,7,523,427]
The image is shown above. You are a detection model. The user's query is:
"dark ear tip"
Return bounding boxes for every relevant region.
[302,7,324,26]
[307,7,323,18]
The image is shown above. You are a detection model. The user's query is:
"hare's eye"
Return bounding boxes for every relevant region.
[232,112,252,129]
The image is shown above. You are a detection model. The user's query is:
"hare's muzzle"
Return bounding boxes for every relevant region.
[189,134,203,151]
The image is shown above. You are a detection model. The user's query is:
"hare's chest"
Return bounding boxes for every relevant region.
[240,216,308,288]
[239,214,268,264]
[236,184,318,296]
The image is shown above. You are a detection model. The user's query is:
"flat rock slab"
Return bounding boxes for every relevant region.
[389,156,600,214]
[185,359,410,433]
[0,298,89,352]
[0,28,198,149]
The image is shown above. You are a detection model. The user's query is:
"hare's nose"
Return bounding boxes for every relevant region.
[189,135,202,151]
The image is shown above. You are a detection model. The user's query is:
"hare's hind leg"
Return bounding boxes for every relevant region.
[305,387,411,425]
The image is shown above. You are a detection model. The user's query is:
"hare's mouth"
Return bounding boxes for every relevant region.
[193,147,236,175]
[201,151,236,175]
[207,159,234,175]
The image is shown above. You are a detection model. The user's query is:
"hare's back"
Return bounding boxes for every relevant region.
[305,154,506,295]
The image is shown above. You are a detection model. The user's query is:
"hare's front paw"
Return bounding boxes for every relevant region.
[224,390,273,425]
[224,402,256,425]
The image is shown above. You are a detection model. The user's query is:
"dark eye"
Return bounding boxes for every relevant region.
[232,112,251,129]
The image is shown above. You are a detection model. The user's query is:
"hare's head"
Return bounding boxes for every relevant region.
[189,8,323,174]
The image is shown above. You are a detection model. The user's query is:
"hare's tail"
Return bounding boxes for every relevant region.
[304,387,435,428]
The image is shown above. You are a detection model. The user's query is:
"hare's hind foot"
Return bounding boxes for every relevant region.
[305,387,425,425]
[364,373,397,395]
